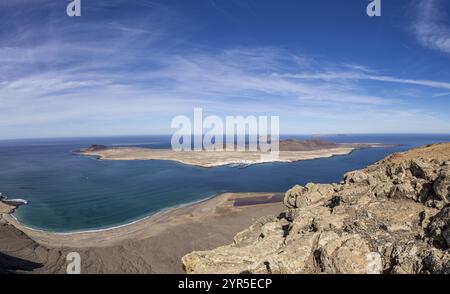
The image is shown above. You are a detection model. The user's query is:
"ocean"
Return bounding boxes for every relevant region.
[0,134,449,232]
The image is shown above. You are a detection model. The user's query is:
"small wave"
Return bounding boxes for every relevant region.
[5,199,28,205]
[0,192,29,206]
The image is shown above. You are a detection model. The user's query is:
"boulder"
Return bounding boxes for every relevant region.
[390,181,417,200]
[344,170,372,185]
[258,232,319,274]
[319,234,382,274]
[283,185,305,209]
[233,216,278,247]
[427,207,450,248]
[390,244,424,274]
[386,163,407,178]
[443,229,450,248]
[410,159,437,181]
[423,248,450,274]
[433,169,450,203]
[338,184,372,203]
[284,184,334,209]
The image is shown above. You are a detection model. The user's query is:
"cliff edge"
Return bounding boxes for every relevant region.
[182,143,450,274]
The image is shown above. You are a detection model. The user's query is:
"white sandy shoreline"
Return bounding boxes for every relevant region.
[7,193,223,236]
[3,192,285,248]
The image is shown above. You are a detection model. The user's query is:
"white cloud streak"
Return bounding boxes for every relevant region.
[279,72,450,91]
[413,0,450,54]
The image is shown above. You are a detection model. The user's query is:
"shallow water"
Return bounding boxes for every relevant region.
[0,134,448,232]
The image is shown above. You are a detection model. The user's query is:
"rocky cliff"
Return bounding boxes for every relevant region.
[182,143,450,274]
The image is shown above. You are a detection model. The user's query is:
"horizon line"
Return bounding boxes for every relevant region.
[1,132,450,142]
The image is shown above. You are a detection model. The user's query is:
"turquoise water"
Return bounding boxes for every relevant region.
[0,134,449,232]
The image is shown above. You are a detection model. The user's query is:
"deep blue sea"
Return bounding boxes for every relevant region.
[0,134,449,232]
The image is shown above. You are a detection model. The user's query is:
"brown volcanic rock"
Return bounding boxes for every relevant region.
[279,139,340,151]
[182,143,450,274]
[83,144,109,152]
[433,168,450,203]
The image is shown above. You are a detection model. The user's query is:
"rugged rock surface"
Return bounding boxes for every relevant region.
[182,143,450,274]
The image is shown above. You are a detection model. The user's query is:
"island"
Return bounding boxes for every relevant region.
[80,140,396,167]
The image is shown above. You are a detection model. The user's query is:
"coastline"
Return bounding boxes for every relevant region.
[4,141,398,237]
[83,147,357,167]
[0,140,400,253]
[2,192,285,249]
[1,192,285,273]
[5,193,223,236]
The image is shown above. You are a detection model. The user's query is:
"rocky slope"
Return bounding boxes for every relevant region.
[0,201,69,274]
[182,143,450,274]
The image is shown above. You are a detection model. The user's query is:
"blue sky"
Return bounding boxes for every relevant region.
[0,0,450,139]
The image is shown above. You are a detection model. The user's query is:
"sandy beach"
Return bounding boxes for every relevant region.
[1,192,285,273]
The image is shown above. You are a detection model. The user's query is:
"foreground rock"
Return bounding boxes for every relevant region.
[182,143,450,274]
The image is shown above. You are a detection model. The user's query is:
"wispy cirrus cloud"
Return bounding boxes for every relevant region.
[278,72,450,91]
[1,44,445,131]
[412,0,450,54]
